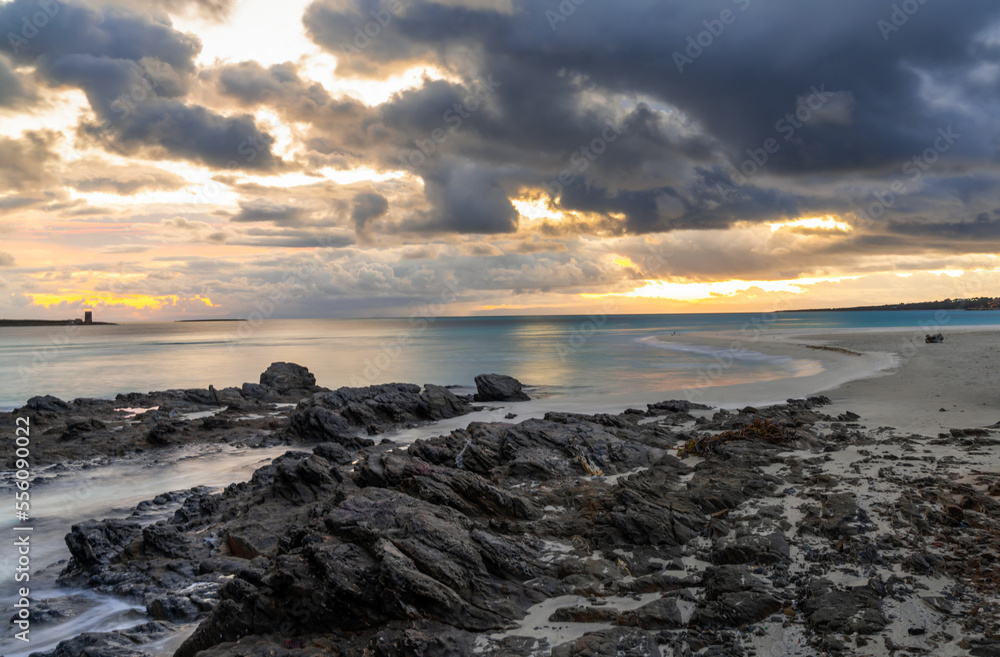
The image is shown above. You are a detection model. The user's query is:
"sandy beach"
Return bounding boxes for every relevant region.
[647,324,1000,656]
[658,324,1000,435]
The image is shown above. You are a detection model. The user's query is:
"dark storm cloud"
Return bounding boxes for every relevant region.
[301,0,1000,235]
[0,54,30,106]
[231,199,315,226]
[889,211,1000,241]
[225,226,356,248]
[0,0,278,170]
[405,159,519,233]
[216,61,330,109]
[351,192,389,232]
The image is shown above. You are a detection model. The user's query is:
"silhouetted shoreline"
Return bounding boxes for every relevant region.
[0,319,117,327]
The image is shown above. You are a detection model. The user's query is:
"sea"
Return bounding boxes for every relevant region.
[2,310,1000,411]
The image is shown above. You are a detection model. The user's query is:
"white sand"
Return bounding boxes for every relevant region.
[659,323,1000,434]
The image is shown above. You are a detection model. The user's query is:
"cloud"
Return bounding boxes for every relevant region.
[111,0,237,21]
[64,162,188,194]
[0,53,30,107]
[407,159,519,233]
[0,131,59,192]
[293,0,1000,238]
[889,212,1000,240]
[101,244,153,253]
[230,198,314,226]
[159,216,228,242]
[0,252,14,266]
[0,0,279,170]
[351,192,389,232]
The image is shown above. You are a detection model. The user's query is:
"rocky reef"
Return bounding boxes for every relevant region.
[5,366,1000,657]
[0,363,515,467]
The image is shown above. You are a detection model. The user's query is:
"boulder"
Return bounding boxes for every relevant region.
[473,374,530,402]
[23,395,71,413]
[259,362,317,396]
[30,622,171,657]
[64,519,142,572]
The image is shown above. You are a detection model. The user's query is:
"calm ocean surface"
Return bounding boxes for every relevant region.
[2,310,999,411]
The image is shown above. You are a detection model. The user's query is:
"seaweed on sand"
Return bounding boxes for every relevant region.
[677,418,792,458]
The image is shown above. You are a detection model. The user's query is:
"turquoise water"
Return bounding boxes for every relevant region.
[1,310,998,410]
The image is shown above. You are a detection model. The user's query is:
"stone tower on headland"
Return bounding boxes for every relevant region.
[84,311,92,324]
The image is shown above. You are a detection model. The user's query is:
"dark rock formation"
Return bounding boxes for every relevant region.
[287,382,473,447]
[473,373,530,402]
[15,389,998,657]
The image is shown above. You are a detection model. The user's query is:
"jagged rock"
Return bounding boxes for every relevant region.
[30,622,171,657]
[23,394,71,413]
[312,441,354,465]
[60,417,107,441]
[141,523,191,559]
[421,384,472,419]
[702,565,767,598]
[240,382,276,403]
[473,374,530,402]
[802,579,887,635]
[11,595,98,626]
[647,399,712,414]
[617,596,685,629]
[226,522,280,559]
[288,382,473,446]
[258,362,320,400]
[147,422,182,446]
[550,627,662,657]
[692,591,783,627]
[64,519,143,572]
[23,392,974,657]
[800,493,863,538]
[711,532,790,565]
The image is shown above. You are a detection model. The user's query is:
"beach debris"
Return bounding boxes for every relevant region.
[925,333,945,343]
[805,344,863,356]
[677,418,792,457]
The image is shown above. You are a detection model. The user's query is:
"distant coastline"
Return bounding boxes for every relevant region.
[784,297,1000,313]
[0,319,117,327]
[175,318,245,322]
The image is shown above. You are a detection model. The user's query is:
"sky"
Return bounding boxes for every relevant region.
[0,0,999,320]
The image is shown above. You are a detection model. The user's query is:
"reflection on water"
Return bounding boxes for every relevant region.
[0,313,898,410]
